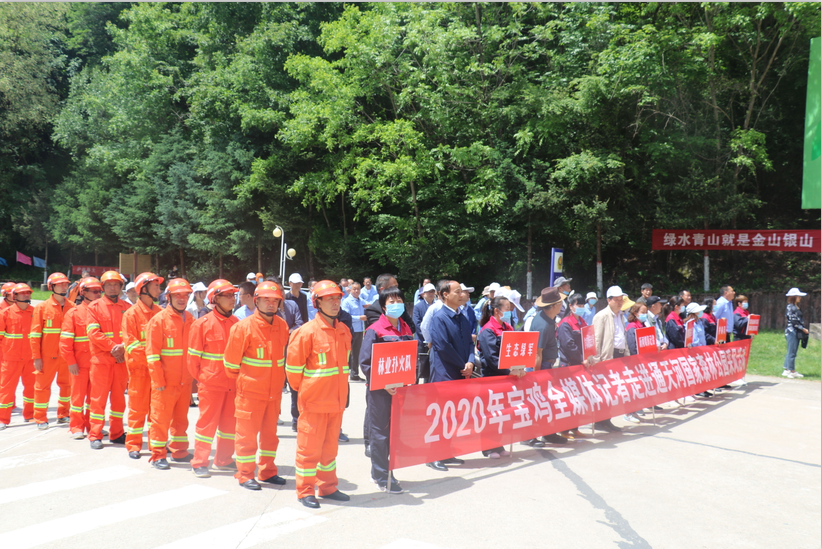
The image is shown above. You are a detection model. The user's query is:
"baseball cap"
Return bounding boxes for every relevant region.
[685,303,707,315]
[606,286,627,298]
[553,276,573,287]
[586,292,598,300]
[288,273,304,284]
[460,283,474,293]
[422,283,436,293]
[645,296,662,307]
[246,272,256,280]
[488,282,501,292]
[125,282,136,292]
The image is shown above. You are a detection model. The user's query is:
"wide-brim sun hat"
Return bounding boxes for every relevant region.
[685,303,707,315]
[535,287,565,307]
[786,288,807,297]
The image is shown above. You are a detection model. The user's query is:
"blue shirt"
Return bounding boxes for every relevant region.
[473,297,489,321]
[233,305,253,320]
[580,303,596,325]
[420,300,443,343]
[341,294,366,333]
[716,296,734,335]
[413,299,432,341]
[429,305,476,382]
[361,285,379,305]
[691,319,707,347]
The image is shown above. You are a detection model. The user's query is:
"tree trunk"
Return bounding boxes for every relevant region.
[132,249,137,282]
[179,247,185,278]
[340,195,347,241]
[410,179,422,238]
[94,247,98,267]
[526,216,533,299]
[257,239,262,274]
[596,221,603,294]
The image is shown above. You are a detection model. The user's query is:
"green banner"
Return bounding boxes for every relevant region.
[803,36,821,209]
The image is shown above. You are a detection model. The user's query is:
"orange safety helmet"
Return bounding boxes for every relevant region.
[134,272,164,295]
[206,279,237,302]
[100,270,123,287]
[79,277,102,293]
[254,281,283,301]
[311,279,343,308]
[166,278,193,295]
[47,272,71,291]
[11,283,32,297]
[1,282,16,298]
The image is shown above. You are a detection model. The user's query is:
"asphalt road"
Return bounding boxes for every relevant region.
[0,374,819,549]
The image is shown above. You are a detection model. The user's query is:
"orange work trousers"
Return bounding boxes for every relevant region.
[34,355,71,423]
[88,361,127,442]
[295,410,343,499]
[126,369,151,452]
[192,386,236,470]
[234,394,281,484]
[0,360,35,425]
[68,357,92,435]
[148,385,190,462]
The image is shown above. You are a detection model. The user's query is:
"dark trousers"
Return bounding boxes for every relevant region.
[290,385,299,421]
[349,331,363,376]
[366,386,392,484]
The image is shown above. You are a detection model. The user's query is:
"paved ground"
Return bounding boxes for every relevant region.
[0,374,819,549]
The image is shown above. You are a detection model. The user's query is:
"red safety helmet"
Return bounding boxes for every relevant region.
[11,283,32,297]
[206,279,237,302]
[254,281,283,301]
[100,271,123,287]
[134,272,164,295]
[47,272,71,291]
[79,277,102,293]
[166,278,193,295]
[311,279,343,308]
[1,282,15,298]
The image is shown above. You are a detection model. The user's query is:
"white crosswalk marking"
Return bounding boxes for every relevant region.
[0,449,73,471]
[152,507,327,549]
[0,485,225,549]
[0,465,142,505]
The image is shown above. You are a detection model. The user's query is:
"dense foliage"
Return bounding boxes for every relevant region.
[1,2,819,294]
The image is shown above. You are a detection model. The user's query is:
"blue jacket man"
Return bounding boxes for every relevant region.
[429,281,475,383]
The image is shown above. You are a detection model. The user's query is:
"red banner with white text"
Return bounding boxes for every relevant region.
[71,265,119,277]
[389,340,751,470]
[651,229,820,252]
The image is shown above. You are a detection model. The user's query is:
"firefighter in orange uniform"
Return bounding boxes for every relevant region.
[0,282,16,387]
[188,279,239,478]
[0,284,36,429]
[30,272,74,429]
[286,280,351,508]
[145,278,194,470]
[122,272,163,459]
[86,270,130,449]
[59,277,102,438]
[222,281,289,490]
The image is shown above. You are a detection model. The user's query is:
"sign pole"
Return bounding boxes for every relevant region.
[703,251,710,292]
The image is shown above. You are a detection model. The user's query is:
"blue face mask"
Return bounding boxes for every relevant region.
[574,306,585,316]
[587,298,597,306]
[741,302,748,310]
[638,313,647,323]
[697,311,704,318]
[501,311,512,323]
[712,305,719,313]
[385,303,405,319]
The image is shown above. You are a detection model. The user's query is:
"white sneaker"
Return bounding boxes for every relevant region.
[487,451,501,459]
[682,396,696,404]
[790,371,804,378]
[782,370,793,377]
[623,414,640,424]
[499,449,511,457]
[0,423,7,431]
[70,431,86,440]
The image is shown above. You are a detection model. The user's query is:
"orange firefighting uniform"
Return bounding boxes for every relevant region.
[30,295,74,424]
[286,315,351,498]
[59,301,94,434]
[145,306,193,462]
[188,309,238,470]
[223,310,288,483]
[0,303,35,425]
[87,295,130,441]
[122,300,161,452]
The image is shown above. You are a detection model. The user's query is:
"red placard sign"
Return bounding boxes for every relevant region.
[370,340,418,391]
[684,319,694,347]
[499,331,539,370]
[635,326,657,355]
[652,229,820,252]
[71,266,120,277]
[389,340,752,470]
[716,317,728,344]
[746,314,760,336]
[581,325,597,361]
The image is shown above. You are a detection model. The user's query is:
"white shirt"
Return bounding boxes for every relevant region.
[420,300,444,343]
[611,307,626,350]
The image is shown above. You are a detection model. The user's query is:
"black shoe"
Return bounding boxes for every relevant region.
[653,406,664,411]
[260,474,286,485]
[595,420,622,433]
[291,420,298,433]
[541,434,568,445]
[190,397,198,407]
[128,451,141,460]
[697,391,713,398]
[338,432,349,443]
[193,467,211,478]
[299,495,320,509]
[425,461,448,472]
[379,479,404,494]
[56,417,69,425]
[718,385,732,389]
[321,490,350,502]
[442,457,464,465]
[212,461,237,471]
[349,375,364,382]
[364,445,371,458]
[110,434,126,444]
[522,438,545,448]
[170,453,194,463]
[151,459,170,470]
[240,479,261,491]
[90,440,103,450]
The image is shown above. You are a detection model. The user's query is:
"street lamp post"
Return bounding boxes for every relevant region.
[272,226,297,282]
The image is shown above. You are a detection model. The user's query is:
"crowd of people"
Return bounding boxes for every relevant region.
[0,268,811,508]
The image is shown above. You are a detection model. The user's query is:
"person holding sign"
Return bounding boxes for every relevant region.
[643,296,669,351]
[665,297,686,349]
[625,303,648,356]
[783,288,809,378]
[591,286,629,433]
[733,295,751,341]
[359,286,416,493]
[700,298,718,345]
[556,293,592,439]
[684,303,708,347]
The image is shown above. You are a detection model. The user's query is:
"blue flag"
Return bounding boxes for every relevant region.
[33,256,46,268]
[0,257,7,267]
